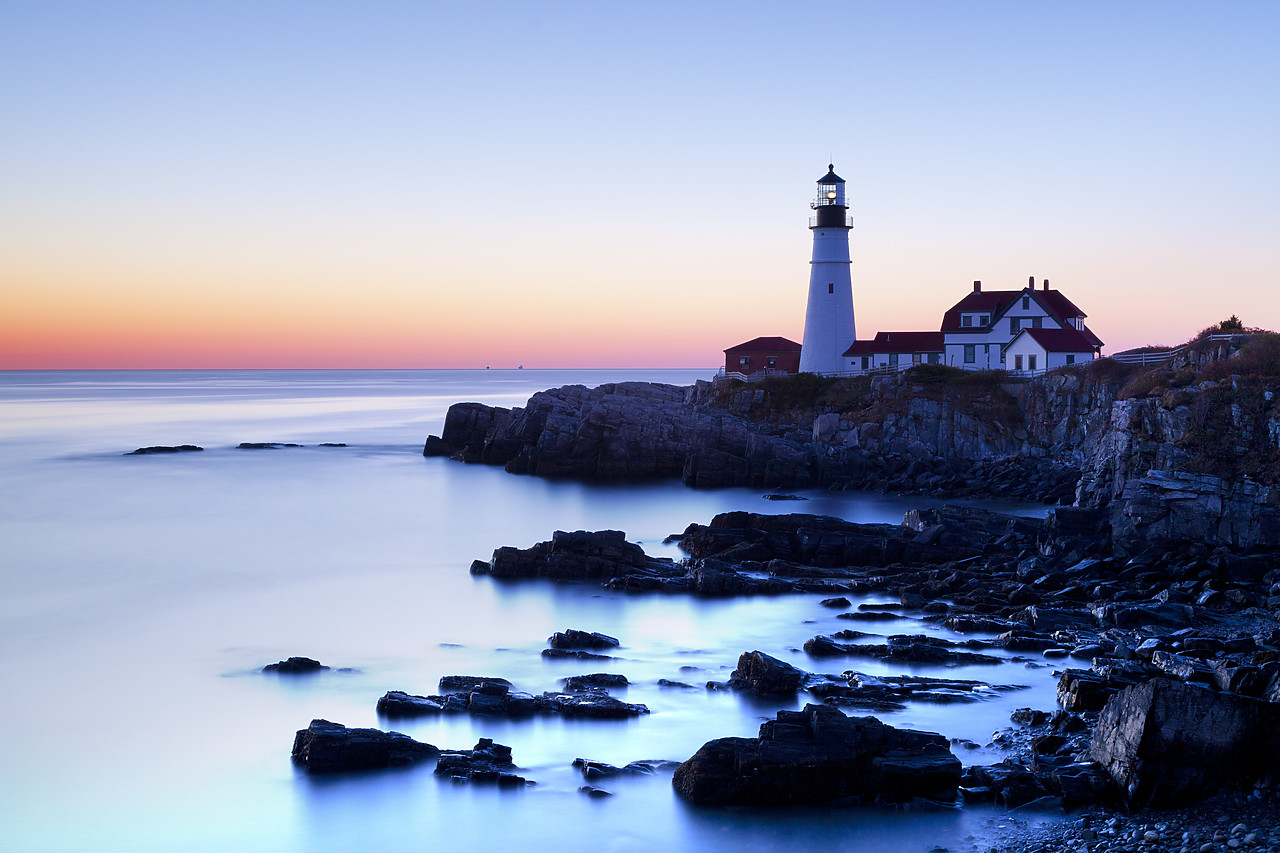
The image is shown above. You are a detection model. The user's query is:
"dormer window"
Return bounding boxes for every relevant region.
[980,315,989,326]
[961,315,972,327]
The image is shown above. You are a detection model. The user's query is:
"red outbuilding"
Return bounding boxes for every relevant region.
[722,336,802,377]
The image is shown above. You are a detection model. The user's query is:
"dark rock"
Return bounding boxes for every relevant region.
[541,649,613,661]
[237,442,302,449]
[438,675,513,692]
[291,719,436,773]
[1010,708,1051,727]
[560,673,628,691]
[378,685,646,719]
[671,704,960,807]
[478,529,681,583]
[548,629,620,650]
[125,444,203,455]
[263,656,329,674]
[1088,678,1280,808]
[726,651,807,695]
[434,738,528,786]
[802,634,1003,666]
[579,785,613,797]
[819,597,851,608]
[377,690,446,716]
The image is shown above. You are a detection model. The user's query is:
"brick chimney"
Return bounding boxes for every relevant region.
[1043,279,1050,290]
[1028,275,1034,288]
[973,280,981,293]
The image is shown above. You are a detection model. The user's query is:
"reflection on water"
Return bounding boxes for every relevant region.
[0,370,1059,853]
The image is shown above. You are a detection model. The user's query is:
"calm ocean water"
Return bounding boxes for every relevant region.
[0,370,1061,852]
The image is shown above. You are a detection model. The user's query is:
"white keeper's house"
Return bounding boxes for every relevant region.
[843,276,1103,376]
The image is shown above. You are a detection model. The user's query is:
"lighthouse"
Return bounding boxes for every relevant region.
[798,164,856,375]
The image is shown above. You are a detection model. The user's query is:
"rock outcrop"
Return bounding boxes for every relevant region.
[291,719,436,773]
[426,337,1280,552]
[1088,678,1280,808]
[671,703,961,807]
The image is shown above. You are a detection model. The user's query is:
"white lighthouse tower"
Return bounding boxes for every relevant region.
[798,164,855,375]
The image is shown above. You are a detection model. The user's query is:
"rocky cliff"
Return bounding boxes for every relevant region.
[425,335,1280,554]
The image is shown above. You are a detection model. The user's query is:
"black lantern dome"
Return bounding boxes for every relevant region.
[811,164,848,227]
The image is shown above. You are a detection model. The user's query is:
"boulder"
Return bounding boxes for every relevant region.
[548,629,620,650]
[727,651,807,695]
[561,673,629,691]
[291,719,436,773]
[1088,678,1280,808]
[263,656,328,674]
[434,738,528,786]
[438,675,512,692]
[671,704,960,806]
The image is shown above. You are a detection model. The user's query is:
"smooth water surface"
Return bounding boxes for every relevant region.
[0,370,1060,853]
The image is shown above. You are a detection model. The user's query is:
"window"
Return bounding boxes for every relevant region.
[962,315,972,327]
[1066,354,1076,365]
[1010,317,1020,334]
[739,356,749,366]
[767,357,777,368]
[1032,317,1042,329]
[1022,296,1030,309]
[888,353,898,369]
[1028,354,1037,370]
[980,315,989,326]
[1014,355,1023,370]
[828,283,833,294]
[912,353,921,365]
[963,345,975,364]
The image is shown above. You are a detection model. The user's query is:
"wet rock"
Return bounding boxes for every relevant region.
[672,703,961,807]
[548,629,620,650]
[262,656,329,674]
[377,686,647,719]
[435,738,528,786]
[541,649,614,661]
[1089,678,1280,808]
[438,675,513,692]
[291,719,436,773]
[125,444,203,455]
[560,673,629,691]
[726,650,807,695]
[802,633,1003,665]
[476,529,681,583]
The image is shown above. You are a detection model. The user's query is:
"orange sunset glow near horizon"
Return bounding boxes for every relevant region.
[2,3,1277,371]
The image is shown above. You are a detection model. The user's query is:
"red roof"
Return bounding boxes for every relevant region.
[940,291,1020,331]
[843,331,944,357]
[941,287,1088,332]
[724,336,802,354]
[842,340,878,356]
[1013,327,1103,352]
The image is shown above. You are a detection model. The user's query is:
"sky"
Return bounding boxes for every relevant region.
[1,1,1277,369]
